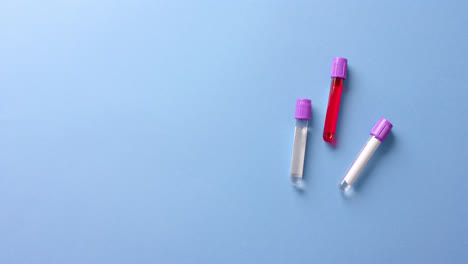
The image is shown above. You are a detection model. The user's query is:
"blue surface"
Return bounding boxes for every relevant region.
[1,1,467,263]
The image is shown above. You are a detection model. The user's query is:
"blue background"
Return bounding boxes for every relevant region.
[1,0,467,263]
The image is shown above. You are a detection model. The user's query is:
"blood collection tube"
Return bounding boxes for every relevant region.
[290,99,311,186]
[323,57,348,143]
[338,118,393,192]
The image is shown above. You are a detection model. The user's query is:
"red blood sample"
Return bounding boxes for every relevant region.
[323,77,344,142]
[323,57,347,143]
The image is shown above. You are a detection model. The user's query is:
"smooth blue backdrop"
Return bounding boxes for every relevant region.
[1,0,467,263]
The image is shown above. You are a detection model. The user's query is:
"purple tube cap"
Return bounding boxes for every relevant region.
[370,118,393,142]
[331,57,347,80]
[295,99,311,120]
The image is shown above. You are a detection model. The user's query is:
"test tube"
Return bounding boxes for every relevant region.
[323,57,348,143]
[339,118,393,192]
[290,99,312,186]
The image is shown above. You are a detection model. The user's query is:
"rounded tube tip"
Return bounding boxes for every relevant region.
[339,180,351,192]
[323,132,335,142]
[291,177,305,191]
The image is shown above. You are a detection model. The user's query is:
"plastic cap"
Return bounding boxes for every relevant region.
[331,57,348,79]
[295,99,311,120]
[370,118,393,142]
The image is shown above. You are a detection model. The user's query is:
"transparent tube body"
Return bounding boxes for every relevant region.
[290,119,308,186]
[339,136,381,192]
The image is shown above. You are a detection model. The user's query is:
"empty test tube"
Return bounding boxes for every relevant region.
[339,118,393,192]
[290,99,312,186]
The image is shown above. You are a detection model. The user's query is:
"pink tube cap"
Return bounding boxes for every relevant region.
[295,99,311,120]
[370,118,393,142]
[331,57,347,80]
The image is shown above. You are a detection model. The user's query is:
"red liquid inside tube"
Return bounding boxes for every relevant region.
[323,77,344,142]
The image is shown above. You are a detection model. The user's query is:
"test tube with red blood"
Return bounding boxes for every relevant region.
[323,57,348,143]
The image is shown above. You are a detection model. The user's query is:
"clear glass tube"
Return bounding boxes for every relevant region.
[339,135,381,192]
[290,119,308,186]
